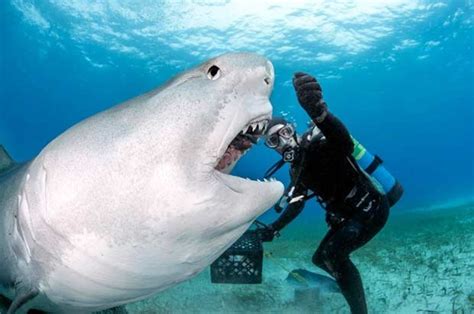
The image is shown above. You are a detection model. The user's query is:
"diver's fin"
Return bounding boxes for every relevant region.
[6,287,39,314]
[0,145,15,174]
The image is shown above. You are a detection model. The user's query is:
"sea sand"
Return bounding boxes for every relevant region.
[126,202,474,313]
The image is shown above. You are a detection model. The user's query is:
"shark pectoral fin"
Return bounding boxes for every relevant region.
[6,286,39,314]
[0,294,12,313]
[95,305,129,314]
[0,145,15,174]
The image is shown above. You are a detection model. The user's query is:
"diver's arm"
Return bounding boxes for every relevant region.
[274,166,307,213]
[316,112,353,154]
[293,72,353,154]
[270,184,307,232]
[274,183,297,213]
[271,198,306,232]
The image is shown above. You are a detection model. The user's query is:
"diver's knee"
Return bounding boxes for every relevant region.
[312,249,328,268]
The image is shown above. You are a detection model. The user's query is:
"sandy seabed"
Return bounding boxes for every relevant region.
[125,203,474,314]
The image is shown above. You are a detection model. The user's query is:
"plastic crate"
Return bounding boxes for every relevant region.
[210,230,263,284]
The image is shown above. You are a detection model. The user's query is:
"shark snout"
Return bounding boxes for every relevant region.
[248,59,274,99]
[265,60,274,81]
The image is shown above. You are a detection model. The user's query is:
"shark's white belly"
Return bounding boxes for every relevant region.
[22,160,247,309]
[36,213,246,309]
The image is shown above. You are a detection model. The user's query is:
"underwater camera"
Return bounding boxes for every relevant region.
[210,221,271,284]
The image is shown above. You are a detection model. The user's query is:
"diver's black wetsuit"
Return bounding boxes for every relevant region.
[271,111,390,314]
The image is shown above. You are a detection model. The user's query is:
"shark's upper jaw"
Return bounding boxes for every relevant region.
[215,116,270,174]
[207,54,282,202]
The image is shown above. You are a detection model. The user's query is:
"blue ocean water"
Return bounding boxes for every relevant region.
[1,1,472,213]
[0,1,473,313]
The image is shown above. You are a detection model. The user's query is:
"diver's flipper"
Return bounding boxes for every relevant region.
[0,145,15,174]
[6,287,39,314]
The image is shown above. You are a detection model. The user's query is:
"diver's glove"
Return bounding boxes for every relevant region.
[293,72,328,123]
[260,225,280,242]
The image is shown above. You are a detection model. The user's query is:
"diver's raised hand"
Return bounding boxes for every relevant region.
[293,72,328,122]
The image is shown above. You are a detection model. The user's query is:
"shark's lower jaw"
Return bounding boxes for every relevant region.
[215,117,270,174]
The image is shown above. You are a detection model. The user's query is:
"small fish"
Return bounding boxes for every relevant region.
[286,268,341,293]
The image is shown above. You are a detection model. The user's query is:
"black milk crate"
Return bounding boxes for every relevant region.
[210,230,263,284]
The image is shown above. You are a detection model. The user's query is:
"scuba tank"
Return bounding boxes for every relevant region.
[351,136,403,207]
[264,122,403,208]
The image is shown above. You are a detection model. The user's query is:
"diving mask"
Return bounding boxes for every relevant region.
[264,124,295,148]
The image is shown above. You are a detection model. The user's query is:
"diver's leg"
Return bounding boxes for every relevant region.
[325,223,367,314]
[312,202,389,314]
[312,227,336,274]
[313,220,368,314]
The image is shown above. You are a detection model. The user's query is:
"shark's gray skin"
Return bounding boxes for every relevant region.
[286,269,341,293]
[0,53,284,313]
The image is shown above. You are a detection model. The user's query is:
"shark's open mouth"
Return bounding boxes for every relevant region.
[215,118,269,173]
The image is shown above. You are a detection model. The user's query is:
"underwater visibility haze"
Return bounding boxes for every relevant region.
[1,0,473,313]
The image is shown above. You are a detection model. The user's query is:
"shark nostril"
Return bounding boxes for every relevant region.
[264,77,271,85]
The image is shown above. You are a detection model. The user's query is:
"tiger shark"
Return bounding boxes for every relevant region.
[0,52,284,313]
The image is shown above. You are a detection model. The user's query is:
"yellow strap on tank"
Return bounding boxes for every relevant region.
[351,136,366,161]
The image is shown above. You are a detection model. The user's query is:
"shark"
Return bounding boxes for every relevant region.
[0,52,284,313]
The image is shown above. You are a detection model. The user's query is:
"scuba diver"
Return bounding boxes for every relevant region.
[262,72,401,314]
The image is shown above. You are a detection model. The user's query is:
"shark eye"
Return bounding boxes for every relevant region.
[207,65,221,80]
